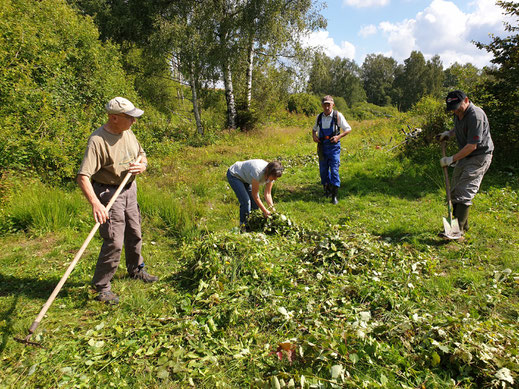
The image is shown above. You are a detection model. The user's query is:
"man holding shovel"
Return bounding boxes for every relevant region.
[77,97,158,305]
[437,90,494,237]
[312,95,352,204]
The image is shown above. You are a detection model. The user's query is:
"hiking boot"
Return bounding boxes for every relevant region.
[95,291,119,305]
[130,267,159,283]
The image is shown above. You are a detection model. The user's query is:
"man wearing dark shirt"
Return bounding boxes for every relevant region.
[437,90,494,235]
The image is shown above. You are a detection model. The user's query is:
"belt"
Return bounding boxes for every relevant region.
[92,180,134,190]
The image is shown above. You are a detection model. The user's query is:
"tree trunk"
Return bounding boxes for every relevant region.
[245,36,254,110]
[189,62,204,135]
[178,71,185,102]
[222,58,237,129]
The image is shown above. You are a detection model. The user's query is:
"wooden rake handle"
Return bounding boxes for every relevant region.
[25,156,143,337]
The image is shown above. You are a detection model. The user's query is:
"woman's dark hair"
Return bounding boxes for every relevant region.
[265,161,284,178]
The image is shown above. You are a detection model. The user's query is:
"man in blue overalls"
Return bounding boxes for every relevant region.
[312,95,352,204]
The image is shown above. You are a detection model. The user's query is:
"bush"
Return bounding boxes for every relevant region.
[287,93,322,116]
[347,102,399,121]
[235,101,260,132]
[333,96,348,113]
[0,0,138,183]
[408,95,450,144]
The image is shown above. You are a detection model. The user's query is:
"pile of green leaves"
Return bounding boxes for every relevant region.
[172,225,518,388]
[246,210,298,236]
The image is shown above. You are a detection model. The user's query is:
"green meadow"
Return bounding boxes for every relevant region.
[0,118,517,388]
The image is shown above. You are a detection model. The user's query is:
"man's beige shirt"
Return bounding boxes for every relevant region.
[78,125,145,185]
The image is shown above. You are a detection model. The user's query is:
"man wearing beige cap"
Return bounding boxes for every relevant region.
[312,95,352,204]
[77,97,158,305]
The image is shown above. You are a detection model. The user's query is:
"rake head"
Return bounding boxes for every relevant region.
[14,334,43,348]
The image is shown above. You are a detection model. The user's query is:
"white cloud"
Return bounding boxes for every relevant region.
[343,0,389,8]
[377,0,509,67]
[302,31,356,59]
[359,24,378,37]
[379,19,416,61]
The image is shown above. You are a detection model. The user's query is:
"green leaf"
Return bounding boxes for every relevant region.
[438,344,449,353]
[331,364,343,379]
[157,367,169,380]
[431,351,441,367]
[28,364,37,376]
[495,368,514,384]
[270,376,281,389]
[158,356,169,365]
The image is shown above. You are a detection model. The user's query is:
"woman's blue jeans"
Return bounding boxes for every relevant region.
[227,169,258,224]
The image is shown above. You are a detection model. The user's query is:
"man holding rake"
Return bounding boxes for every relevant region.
[77,97,158,305]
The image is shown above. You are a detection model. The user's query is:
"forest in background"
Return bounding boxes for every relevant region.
[0,0,518,185]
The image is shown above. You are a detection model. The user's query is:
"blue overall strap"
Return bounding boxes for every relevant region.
[319,110,339,139]
[332,110,339,136]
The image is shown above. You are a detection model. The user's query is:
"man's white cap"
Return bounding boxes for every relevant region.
[105,97,144,117]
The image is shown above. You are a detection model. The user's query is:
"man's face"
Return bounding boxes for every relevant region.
[322,102,333,115]
[453,98,470,118]
[115,113,136,131]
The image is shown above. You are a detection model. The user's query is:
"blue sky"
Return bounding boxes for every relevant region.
[304,0,512,68]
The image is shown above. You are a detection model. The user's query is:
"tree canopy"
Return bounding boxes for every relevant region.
[0,0,136,181]
[475,0,519,160]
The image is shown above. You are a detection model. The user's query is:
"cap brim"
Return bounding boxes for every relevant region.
[126,108,144,118]
[446,101,461,112]
[322,100,334,104]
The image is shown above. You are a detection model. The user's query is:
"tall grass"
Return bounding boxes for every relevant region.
[0,179,87,235]
[138,183,200,241]
[0,175,202,240]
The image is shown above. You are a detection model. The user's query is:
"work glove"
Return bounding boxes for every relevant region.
[436,131,451,141]
[440,156,454,167]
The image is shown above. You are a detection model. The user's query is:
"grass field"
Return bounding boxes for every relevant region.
[0,118,517,388]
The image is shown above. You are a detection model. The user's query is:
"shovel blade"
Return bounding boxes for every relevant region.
[442,217,462,239]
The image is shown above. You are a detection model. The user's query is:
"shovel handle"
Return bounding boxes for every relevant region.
[441,141,454,219]
[26,156,143,336]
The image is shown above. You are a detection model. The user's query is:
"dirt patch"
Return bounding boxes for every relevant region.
[0,234,59,260]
